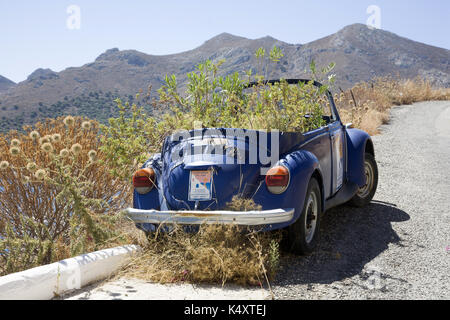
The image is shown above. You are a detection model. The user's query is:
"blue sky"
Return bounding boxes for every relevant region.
[1,0,449,83]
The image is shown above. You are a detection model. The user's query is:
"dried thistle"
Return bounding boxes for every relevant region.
[52,134,61,143]
[39,136,51,145]
[34,169,47,180]
[64,116,75,126]
[21,176,30,184]
[71,143,82,155]
[29,131,40,140]
[59,149,70,158]
[41,142,54,153]
[11,139,21,147]
[9,147,20,156]
[0,116,130,276]
[81,121,92,130]
[26,162,37,172]
[0,161,9,170]
[88,150,97,161]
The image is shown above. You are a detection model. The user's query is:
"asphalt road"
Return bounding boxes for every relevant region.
[273,100,450,299]
[64,101,450,300]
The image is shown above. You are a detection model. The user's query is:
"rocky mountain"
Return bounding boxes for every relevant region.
[0,75,15,94]
[1,23,449,132]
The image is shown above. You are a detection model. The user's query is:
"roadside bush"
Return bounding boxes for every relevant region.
[0,117,134,275]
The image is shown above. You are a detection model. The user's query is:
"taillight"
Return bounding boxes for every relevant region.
[132,168,156,194]
[265,165,290,194]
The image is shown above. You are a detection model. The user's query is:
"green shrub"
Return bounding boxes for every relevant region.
[101,47,336,180]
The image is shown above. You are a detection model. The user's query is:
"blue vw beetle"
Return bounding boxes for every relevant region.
[125,79,378,255]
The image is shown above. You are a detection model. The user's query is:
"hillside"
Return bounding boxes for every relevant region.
[0,23,449,132]
[0,75,15,94]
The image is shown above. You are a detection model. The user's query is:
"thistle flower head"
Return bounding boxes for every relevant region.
[29,131,40,140]
[52,134,61,143]
[10,147,20,156]
[11,139,21,147]
[21,176,30,184]
[41,142,54,153]
[59,148,70,158]
[39,136,51,145]
[81,121,92,130]
[0,161,9,170]
[34,169,47,180]
[26,162,37,172]
[88,150,97,161]
[71,143,82,155]
[63,116,75,126]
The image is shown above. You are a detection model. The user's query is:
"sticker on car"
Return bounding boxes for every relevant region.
[188,170,213,201]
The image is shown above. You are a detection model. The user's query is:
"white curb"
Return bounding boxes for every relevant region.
[0,245,140,300]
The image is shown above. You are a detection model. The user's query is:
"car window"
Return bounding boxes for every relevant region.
[320,94,336,124]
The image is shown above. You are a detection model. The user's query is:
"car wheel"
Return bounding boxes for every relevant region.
[350,152,378,207]
[286,177,322,255]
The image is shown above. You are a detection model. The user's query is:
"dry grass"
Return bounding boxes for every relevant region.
[117,224,281,287]
[222,195,263,211]
[335,77,450,135]
[117,196,281,287]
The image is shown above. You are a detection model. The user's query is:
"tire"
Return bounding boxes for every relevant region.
[349,152,378,207]
[286,177,322,255]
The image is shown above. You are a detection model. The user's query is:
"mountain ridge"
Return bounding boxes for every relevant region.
[0,23,449,132]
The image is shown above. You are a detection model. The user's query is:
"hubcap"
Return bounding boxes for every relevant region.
[357,159,374,198]
[304,192,318,244]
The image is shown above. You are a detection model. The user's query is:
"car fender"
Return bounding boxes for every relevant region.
[252,149,323,229]
[133,154,164,232]
[346,128,373,187]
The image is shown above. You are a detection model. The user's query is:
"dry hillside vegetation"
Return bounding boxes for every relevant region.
[336,77,450,135]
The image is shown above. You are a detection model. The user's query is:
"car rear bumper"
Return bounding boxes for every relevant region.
[124,208,295,226]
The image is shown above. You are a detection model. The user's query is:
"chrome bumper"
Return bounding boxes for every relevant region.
[124,208,295,226]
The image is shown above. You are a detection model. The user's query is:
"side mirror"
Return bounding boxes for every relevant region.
[345,123,354,129]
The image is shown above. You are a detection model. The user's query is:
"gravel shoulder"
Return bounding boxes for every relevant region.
[64,101,450,300]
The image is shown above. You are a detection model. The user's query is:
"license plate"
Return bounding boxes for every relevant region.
[189,170,212,201]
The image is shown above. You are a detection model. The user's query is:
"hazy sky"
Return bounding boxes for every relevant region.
[1,0,449,83]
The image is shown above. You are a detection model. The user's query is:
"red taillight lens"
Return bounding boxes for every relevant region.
[132,168,156,194]
[265,166,290,194]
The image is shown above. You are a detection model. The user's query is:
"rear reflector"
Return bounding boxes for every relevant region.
[132,168,156,194]
[266,165,290,194]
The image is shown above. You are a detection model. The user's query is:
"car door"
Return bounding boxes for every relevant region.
[318,93,345,196]
[329,121,345,195]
